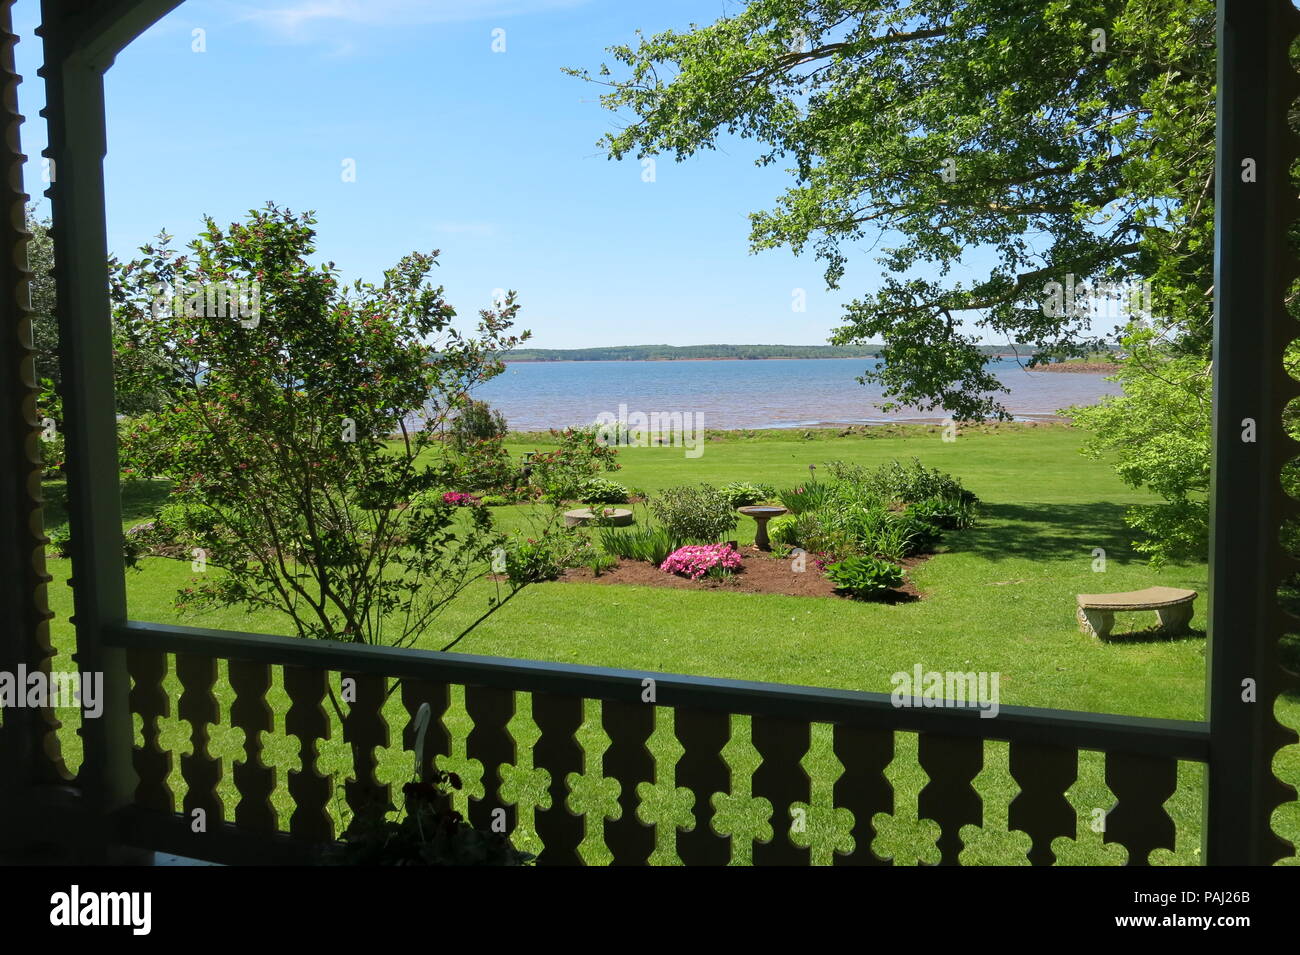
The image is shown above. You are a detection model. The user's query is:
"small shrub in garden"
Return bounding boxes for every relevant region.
[910,495,977,530]
[650,484,737,542]
[661,543,744,580]
[888,513,942,555]
[825,555,905,598]
[445,437,516,493]
[719,481,776,507]
[768,515,800,547]
[855,457,977,505]
[578,477,629,504]
[529,425,621,500]
[448,399,509,449]
[794,510,854,562]
[504,539,563,584]
[777,481,834,514]
[599,526,678,565]
[47,526,71,558]
[866,519,916,562]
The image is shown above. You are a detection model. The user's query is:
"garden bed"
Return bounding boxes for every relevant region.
[556,547,928,601]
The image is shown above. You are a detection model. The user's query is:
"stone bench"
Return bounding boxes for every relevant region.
[563,507,633,527]
[1076,586,1197,639]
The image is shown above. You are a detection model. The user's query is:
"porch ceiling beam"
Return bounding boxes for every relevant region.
[38,0,184,71]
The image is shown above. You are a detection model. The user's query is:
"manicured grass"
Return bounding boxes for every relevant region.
[39,423,1300,864]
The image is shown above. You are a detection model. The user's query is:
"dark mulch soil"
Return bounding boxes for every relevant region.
[557,547,929,602]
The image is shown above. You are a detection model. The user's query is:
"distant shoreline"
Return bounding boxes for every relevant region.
[503,355,876,363]
[502,353,1031,364]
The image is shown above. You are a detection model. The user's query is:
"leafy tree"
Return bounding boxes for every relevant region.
[449,398,509,448]
[115,203,530,647]
[26,209,59,392]
[1068,327,1211,566]
[569,0,1216,422]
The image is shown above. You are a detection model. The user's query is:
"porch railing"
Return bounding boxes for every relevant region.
[104,621,1210,866]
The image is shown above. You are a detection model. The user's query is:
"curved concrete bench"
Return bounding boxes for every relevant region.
[1076,586,1197,639]
[563,507,633,527]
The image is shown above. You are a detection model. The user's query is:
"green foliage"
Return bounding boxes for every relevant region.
[445,436,516,493]
[649,484,739,542]
[113,203,529,646]
[577,477,630,504]
[329,770,534,866]
[529,425,621,500]
[589,551,619,576]
[866,518,917,563]
[767,458,971,562]
[46,525,71,559]
[910,495,978,531]
[572,0,1217,420]
[767,514,799,547]
[449,399,508,449]
[831,458,976,505]
[36,377,64,478]
[777,480,835,514]
[1069,328,1211,567]
[598,525,678,565]
[889,513,942,557]
[719,481,776,507]
[27,210,59,395]
[504,539,563,585]
[825,555,905,599]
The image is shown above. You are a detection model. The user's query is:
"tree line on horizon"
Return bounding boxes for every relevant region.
[497,342,1044,362]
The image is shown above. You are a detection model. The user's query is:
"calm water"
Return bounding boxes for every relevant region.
[470,357,1121,432]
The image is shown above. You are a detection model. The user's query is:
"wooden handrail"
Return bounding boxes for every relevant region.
[105,620,1210,761]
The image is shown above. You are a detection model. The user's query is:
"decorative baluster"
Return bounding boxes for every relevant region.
[228,658,275,833]
[832,725,893,865]
[126,647,171,813]
[464,684,516,835]
[674,708,730,865]
[531,692,584,865]
[752,714,811,865]
[1104,751,1177,865]
[341,671,389,818]
[283,665,333,842]
[400,678,449,782]
[601,699,656,865]
[917,733,983,865]
[1008,741,1077,866]
[175,652,222,827]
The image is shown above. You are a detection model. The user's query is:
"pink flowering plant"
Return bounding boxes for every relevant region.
[442,491,482,507]
[660,543,743,581]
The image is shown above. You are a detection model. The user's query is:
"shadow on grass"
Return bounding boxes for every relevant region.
[947,501,1168,564]
[41,477,171,530]
[838,589,919,605]
[1101,627,1207,645]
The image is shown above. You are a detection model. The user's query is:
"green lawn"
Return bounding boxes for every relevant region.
[39,423,1300,864]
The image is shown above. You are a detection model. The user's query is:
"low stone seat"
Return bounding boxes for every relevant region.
[1076,586,1197,639]
[563,507,633,527]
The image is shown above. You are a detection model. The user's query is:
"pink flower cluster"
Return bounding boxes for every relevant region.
[660,543,743,580]
[442,491,481,506]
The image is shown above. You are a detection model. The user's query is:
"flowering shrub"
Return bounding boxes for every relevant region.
[650,484,737,542]
[529,425,621,500]
[442,491,482,507]
[660,543,743,580]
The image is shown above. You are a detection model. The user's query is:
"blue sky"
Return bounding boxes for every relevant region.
[11,0,1001,349]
